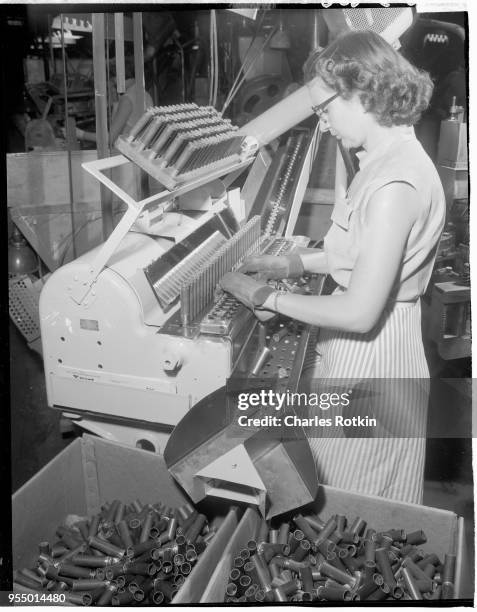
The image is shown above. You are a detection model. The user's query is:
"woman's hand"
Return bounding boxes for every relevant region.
[219,272,276,321]
[239,254,304,280]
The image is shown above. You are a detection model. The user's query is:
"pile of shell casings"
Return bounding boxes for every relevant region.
[225,512,457,603]
[14,499,216,605]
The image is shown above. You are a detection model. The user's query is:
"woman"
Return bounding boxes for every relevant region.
[220,30,446,504]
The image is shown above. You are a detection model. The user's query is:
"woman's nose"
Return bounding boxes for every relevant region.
[319,115,330,132]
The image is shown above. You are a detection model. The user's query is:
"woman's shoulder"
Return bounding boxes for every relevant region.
[373,137,439,187]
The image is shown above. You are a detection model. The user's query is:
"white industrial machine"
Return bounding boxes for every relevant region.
[39,93,321,451]
[39,7,414,451]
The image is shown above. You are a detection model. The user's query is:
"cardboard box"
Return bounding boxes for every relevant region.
[12,435,473,603]
[201,487,473,602]
[12,435,241,603]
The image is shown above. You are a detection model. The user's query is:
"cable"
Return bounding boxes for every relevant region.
[221,24,277,115]
[220,12,266,113]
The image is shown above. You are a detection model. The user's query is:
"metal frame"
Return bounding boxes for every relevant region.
[71,153,254,304]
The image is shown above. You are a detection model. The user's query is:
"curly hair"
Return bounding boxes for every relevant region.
[304,30,434,127]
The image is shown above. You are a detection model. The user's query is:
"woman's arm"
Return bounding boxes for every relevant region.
[300,249,329,274]
[262,182,420,333]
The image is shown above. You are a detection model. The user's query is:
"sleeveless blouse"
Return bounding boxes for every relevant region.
[324,127,446,302]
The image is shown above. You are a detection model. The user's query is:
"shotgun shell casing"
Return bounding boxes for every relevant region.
[335,515,346,533]
[273,586,288,602]
[88,535,125,558]
[406,530,427,546]
[128,575,147,592]
[425,584,443,600]
[104,564,125,580]
[125,562,152,576]
[356,577,380,600]
[318,517,339,544]
[14,573,43,590]
[127,538,158,559]
[337,546,349,559]
[240,574,252,588]
[317,583,352,601]
[185,513,207,544]
[185,548,198,563]
[375,546,399,592]
[278,523,290,545]
[416,553,441,569]
[229,568,241,583]
[402,557,434,590]
[253,553,273,590]
[254,589,265,602]
[64,592,93,606]
[95,583,117,606]
[226,582,237,597]
[71,554,117,568]
[339,531,360,545]
[413,578,435,593]
[57,543,87,564]
[173,553,185,566]
[368,585,390,601]
[247,539,257,553]
[259,542,290,563]
[293,514,320,546]
[317,538,337,559]
[173,574,186,587]
[178,510,198,536]
[38,541,51,556]
[442,553,456,598]
[51,542,69,558]
[300,566,314,593]
[269,561,281,580]
[20,568,47,586]
[401,567,423,600]
[422,563,437,579]
[328,553,349,574]
[152,589,165,604]
[71,578,109,591]
[58,563,95,579]
[288,529,304,554]
[319,560,356,587]
[139,511,155,544]
[269,529,279,544]
[112,590,135,605]
[364,538,376,568]
[180,561,192,575]
[291,540,311,562]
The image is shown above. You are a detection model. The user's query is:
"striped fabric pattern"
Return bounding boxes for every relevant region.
[303,299,429,504]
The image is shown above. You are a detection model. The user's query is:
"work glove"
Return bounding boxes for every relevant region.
[220,272,276,321]
[239,254,304,280]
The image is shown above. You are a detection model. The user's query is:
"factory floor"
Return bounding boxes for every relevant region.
[9,321,474,586]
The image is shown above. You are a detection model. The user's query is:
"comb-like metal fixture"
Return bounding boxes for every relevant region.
[180,216,261,327]
[147,230,227,312]
[116,104,252,190]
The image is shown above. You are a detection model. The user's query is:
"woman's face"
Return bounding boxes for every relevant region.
[312,80,369,149]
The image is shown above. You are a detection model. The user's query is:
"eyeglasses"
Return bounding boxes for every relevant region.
[311,92,339,118]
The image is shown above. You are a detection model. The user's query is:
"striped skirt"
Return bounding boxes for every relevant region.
[302,299,429,504]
